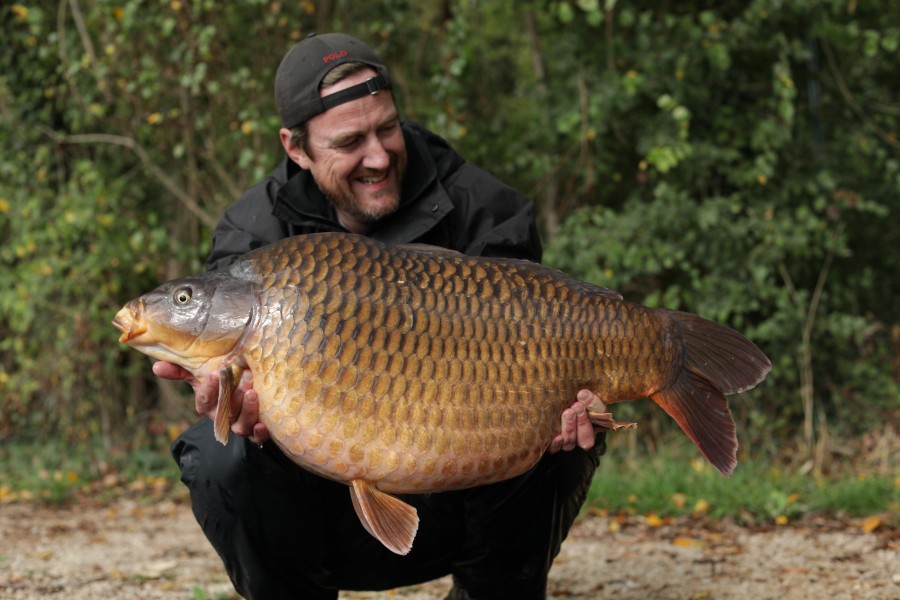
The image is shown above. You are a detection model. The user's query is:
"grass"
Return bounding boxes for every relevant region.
[2,432,897,529]
[588,436,899,526]
[190,587,236,600]
[0,434,182,504]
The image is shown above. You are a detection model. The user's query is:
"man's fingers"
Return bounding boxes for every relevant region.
[560,408,578,452]
[194,373,220,418]
[548,434,564,454]
[250,422,270,445]
[231,389,259,437]
[577,388,607,413]
[572,399,595,451]
[152,361,193,382]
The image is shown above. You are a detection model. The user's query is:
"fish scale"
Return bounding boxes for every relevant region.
[250,235,652,489]
[113,231,771,555]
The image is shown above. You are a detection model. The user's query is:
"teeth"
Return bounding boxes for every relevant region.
[360,174,386,184]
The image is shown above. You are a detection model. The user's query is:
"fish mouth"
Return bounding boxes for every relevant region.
[112,300,147,343]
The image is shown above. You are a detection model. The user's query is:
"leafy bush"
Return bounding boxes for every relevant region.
[1,1,897,464]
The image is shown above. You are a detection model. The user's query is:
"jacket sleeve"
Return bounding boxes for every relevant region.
[205,177,289,271]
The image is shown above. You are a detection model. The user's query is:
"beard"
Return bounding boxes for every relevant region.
[326,186,401,226]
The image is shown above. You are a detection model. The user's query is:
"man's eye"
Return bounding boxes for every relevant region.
[379,121,399,135]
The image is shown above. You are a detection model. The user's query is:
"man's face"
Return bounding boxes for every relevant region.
[281,68,407,234]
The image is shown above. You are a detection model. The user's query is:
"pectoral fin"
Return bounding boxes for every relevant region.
[349,479,419,556]
[213,363,241,446]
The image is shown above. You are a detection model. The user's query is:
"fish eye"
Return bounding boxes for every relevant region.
[174,287,193,304]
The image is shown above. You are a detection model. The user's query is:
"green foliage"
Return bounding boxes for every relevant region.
[588,441,899,524]
[0,435,180,504]
[540,0,900,452]
[1,0,897,466]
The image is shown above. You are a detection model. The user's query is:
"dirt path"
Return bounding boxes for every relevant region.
[1,492,897,599]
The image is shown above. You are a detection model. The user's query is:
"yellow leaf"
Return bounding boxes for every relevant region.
[645,513,664,527]
[775,515,789,526]
[861,516,882,534]
[167,423,186,442]
[147,112,162,125]
[672,536,705,548]
[11,5,28,21]
[671,492,686,509]
[241,121,254,135]
[0,198,8,213]
[693,498,710,515]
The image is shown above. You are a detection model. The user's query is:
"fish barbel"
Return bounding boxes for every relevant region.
[113,232,770,554]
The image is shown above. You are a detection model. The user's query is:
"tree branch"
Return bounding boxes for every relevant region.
[821,39,900,151]
[48,131,218,229]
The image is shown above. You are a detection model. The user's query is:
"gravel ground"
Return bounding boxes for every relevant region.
[1,493,898,599]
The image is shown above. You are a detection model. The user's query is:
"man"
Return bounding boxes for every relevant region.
[154,32,604,600]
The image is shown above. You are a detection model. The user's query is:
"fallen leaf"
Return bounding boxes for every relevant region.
[136,559,179,579]
[693,499,710,515]
[645,513,664,527]
[861,516,882,534]
[672,536,705,548]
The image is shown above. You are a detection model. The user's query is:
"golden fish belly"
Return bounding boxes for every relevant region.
[240,234,675,493]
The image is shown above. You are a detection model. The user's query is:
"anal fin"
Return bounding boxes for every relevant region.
[350,480,419,556]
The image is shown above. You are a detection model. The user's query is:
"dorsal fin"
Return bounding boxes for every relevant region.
[395,243,462,256]
[349,479,419,555]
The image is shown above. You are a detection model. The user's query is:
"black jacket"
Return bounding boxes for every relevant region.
[206,120,542,271]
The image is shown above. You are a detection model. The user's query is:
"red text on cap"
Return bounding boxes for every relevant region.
[322,50,349,63]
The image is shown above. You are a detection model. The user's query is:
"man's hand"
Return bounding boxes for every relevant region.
[152,361,270,444]
[548,389,606,453]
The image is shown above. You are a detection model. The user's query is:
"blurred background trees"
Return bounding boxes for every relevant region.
[2,0,897,472]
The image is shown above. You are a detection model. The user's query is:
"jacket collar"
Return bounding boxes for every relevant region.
[270,122,454,243]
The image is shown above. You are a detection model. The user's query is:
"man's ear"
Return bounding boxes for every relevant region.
[279,128,311,169]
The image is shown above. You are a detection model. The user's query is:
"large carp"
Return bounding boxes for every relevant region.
[113,232,770,554]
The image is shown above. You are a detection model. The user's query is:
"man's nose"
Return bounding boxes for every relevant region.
[361,136,390,170]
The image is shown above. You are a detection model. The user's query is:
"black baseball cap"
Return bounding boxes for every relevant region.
[274,33,392,128]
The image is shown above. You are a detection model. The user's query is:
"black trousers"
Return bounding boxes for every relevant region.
[172,419,604,600]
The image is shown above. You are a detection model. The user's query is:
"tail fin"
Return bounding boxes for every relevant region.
[651,311,771,476]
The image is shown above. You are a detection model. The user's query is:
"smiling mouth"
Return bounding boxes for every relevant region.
[358,172,388,185]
